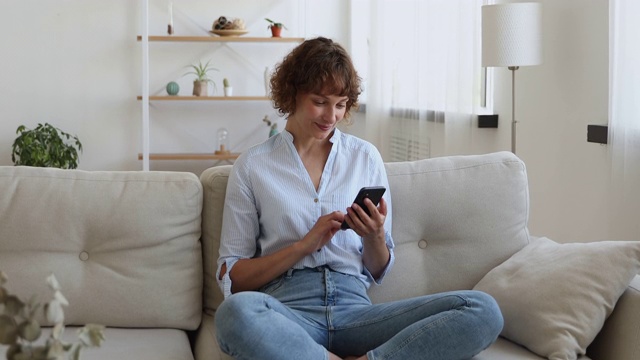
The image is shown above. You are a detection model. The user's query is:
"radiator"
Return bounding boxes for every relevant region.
[389,116,431,162]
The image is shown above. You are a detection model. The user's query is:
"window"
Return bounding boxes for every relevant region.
[349,0,488,159]
[609,0,640,177]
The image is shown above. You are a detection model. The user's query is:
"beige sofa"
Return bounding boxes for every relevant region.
[1,151,638,359]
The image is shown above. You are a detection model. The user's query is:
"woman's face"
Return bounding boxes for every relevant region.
[287,91,348,141]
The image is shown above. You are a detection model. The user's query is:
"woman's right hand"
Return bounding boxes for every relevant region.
[296,211,345,255]
[226,211,344,294]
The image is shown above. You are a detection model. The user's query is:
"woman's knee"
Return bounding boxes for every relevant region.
[466,290,504,337]
[215,292,266,336]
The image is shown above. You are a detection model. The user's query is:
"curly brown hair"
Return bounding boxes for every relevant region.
[269,37,361,121]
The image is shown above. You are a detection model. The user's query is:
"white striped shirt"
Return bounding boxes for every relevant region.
[217,128,394,298]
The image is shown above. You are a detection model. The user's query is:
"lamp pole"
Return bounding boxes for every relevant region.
[481,2,542,156]
[509,66,519,154]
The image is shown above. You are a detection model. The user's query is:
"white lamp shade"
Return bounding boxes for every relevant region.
[482,2,542,67]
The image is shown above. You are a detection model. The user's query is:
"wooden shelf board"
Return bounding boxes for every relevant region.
[137,95,270,101]
[137,35,304,43]
[138,153,241,161]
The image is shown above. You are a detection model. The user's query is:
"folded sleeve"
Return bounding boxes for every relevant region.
[216,157,260,298]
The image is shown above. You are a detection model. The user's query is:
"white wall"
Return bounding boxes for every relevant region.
[1,1,140,170]
[0,0,348,173]
[350,0,633,243]
[501,0,624,242]
[1,0,636,242]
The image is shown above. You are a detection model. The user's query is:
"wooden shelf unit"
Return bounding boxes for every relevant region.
[137,8,305,169]
[137,35,305,43]
[137,153,240,161]
[136,95,270,101]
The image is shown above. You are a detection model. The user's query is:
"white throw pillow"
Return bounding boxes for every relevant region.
[473,237,640,360]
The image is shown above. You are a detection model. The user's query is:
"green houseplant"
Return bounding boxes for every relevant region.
[185,60,218,96]
[11,123,83,169]
[265,18,286,37]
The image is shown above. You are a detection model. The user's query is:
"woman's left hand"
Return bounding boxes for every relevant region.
[345,197,387,243]
[346,197,390,279]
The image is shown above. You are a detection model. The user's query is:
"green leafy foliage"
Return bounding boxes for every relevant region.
[185,60,219,94]
[11,123,83,169]
[185,59,218,82]
[265,18,287,29]
[0,271,105,360]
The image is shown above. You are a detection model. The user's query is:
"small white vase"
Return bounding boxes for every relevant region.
[224,86,233,97]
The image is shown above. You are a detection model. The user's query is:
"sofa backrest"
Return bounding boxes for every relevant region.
[200,165,233,315]
[0,166,203,330]
[368,151,530,303]
[200,151,530,310]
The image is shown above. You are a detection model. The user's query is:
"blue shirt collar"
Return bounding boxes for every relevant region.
[280,127,341,145]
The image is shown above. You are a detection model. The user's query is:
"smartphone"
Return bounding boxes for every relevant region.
[341,186,387,230]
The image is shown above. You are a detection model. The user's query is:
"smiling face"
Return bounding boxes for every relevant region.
[270,37,362,124]
[286,91,348,142]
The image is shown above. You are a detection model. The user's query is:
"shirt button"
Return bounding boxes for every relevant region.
[314,198,319,203]
[418,239,428,249]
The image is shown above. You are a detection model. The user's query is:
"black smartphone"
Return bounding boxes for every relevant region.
[341,186,387,230]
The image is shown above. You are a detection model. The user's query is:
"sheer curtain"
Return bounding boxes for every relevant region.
[609,0,640,236]
[609,0,640,178]
[357,0,485,160]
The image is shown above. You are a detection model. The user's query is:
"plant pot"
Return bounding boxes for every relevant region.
[270,26,282,38]
[193,80,208,96]
[224,86,233,97]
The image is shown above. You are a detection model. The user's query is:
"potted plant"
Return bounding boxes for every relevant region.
[223,78,232,97]
[11,123,83,169]
[265,18,286,37]
[185,60,218,96]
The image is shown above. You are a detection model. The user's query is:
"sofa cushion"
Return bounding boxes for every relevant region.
[200,165,234,313]
[0,327,194,360]
[193,313,234,360]
[474,237,640,360]
[368,152,530,303]
[0,166,203,329]
[473,337,591,360]
[587,275,640,359]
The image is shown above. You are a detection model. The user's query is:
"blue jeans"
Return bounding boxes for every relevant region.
[215,267,503,360]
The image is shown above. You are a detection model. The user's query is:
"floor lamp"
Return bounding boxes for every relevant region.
[482,2,542,154]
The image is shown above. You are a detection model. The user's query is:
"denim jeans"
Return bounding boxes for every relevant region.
[215,267,503,360]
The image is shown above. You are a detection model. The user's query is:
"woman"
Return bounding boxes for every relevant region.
[215,37,503,360]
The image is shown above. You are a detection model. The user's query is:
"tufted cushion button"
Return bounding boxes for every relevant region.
[418,239,428,249]
[79,251,89,261]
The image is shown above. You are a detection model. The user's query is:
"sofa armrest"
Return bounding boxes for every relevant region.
[587,274,640,360]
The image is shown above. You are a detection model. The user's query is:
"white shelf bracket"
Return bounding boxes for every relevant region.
[141,0,150,171]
